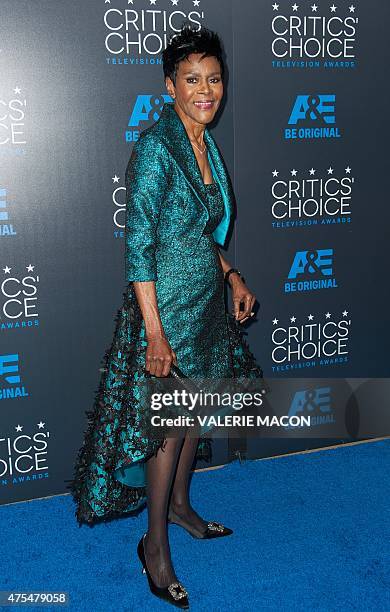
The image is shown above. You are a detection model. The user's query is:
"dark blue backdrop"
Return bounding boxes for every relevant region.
[1,1,389,505]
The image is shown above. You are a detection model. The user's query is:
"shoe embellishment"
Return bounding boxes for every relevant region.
[168,582,188,601]
[207,521,225,532]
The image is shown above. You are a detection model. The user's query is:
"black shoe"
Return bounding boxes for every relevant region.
[137,533,190,609]
[168,509,233,539]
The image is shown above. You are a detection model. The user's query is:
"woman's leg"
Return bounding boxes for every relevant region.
[144,436,184,588]
[168,433,208,533]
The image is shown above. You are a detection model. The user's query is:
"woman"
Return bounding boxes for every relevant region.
[69,23,267,609]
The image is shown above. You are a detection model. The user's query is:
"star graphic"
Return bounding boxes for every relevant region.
[171,0,179,5]
[291,169,297,176]
[14,86,22,94]
[345,166,351,174]
[311,3,317,11]
[290,316,296,322]
[26,264,35,272]
[272,318,279,325]
[272,169,279,177]
[308,314,314,321]
[150,0,157,5]
[15,424,23,432]
[37,422,45,429]
[105,0,111,4]
[309,168,316,175]
[272,3,279,10]
[112,175,120,183]
[349,5,355,12]
[292,3,299,11]
[330,4,337,12]
[342,310,348,316]
[3,266,11,274]
[325,312,331,318]
[193,0,200,5]
[128,0,134,4]
[327,167,334,174]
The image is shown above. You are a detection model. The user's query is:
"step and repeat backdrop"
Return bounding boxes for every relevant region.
[1,1,389,505]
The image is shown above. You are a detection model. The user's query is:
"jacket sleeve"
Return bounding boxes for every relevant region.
[124,134,168,282]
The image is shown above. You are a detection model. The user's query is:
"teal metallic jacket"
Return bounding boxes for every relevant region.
[124,101,235,282]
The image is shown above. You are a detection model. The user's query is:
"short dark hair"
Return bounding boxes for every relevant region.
[161,21,225,86]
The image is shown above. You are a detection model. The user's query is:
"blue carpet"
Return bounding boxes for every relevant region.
[1,440,390,612]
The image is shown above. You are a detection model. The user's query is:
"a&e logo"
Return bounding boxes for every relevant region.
[285,94,341,140]
[285,386,335,429]
[125,94,172,143]
[285,248,338,292]
[0,353,29,400]
[0,187,17,237]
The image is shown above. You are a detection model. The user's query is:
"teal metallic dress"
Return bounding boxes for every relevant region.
[69,102,268,526]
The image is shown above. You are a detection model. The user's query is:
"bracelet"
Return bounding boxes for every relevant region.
[224,267,242,285]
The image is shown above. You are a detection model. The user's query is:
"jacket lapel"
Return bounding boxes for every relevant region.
[154,102,235,222]
[204,129,235,218]
[204,129,235,246]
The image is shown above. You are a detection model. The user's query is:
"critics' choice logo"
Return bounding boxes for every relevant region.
[0,353,29,400]
[0,87,27,154]
[0,421,49,486]
[104,1,206,65]
[0,187,17,237]
[271,3,358,68]
[111,173,126,238]
[285,248,337,293]
[126,93,172,142]
[271,165,354,229]
[271,309,351,371]
[1,265,40,331]
[285,94,341,139]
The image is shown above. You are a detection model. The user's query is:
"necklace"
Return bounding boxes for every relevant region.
[190,135,206,155]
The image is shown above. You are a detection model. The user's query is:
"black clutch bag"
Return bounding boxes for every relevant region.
[168,363,200,394]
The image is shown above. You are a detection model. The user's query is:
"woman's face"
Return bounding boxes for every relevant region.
[166,53,223,126]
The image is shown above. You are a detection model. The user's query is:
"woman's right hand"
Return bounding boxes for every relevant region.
[145,334,177,377]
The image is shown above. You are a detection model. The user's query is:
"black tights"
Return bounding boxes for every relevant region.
[143,433,208,588]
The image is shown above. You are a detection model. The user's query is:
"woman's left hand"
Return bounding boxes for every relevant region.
[230,274,256,324]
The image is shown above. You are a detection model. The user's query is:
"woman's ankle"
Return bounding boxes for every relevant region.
[169,497,190,514]
[145,530,169,553]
